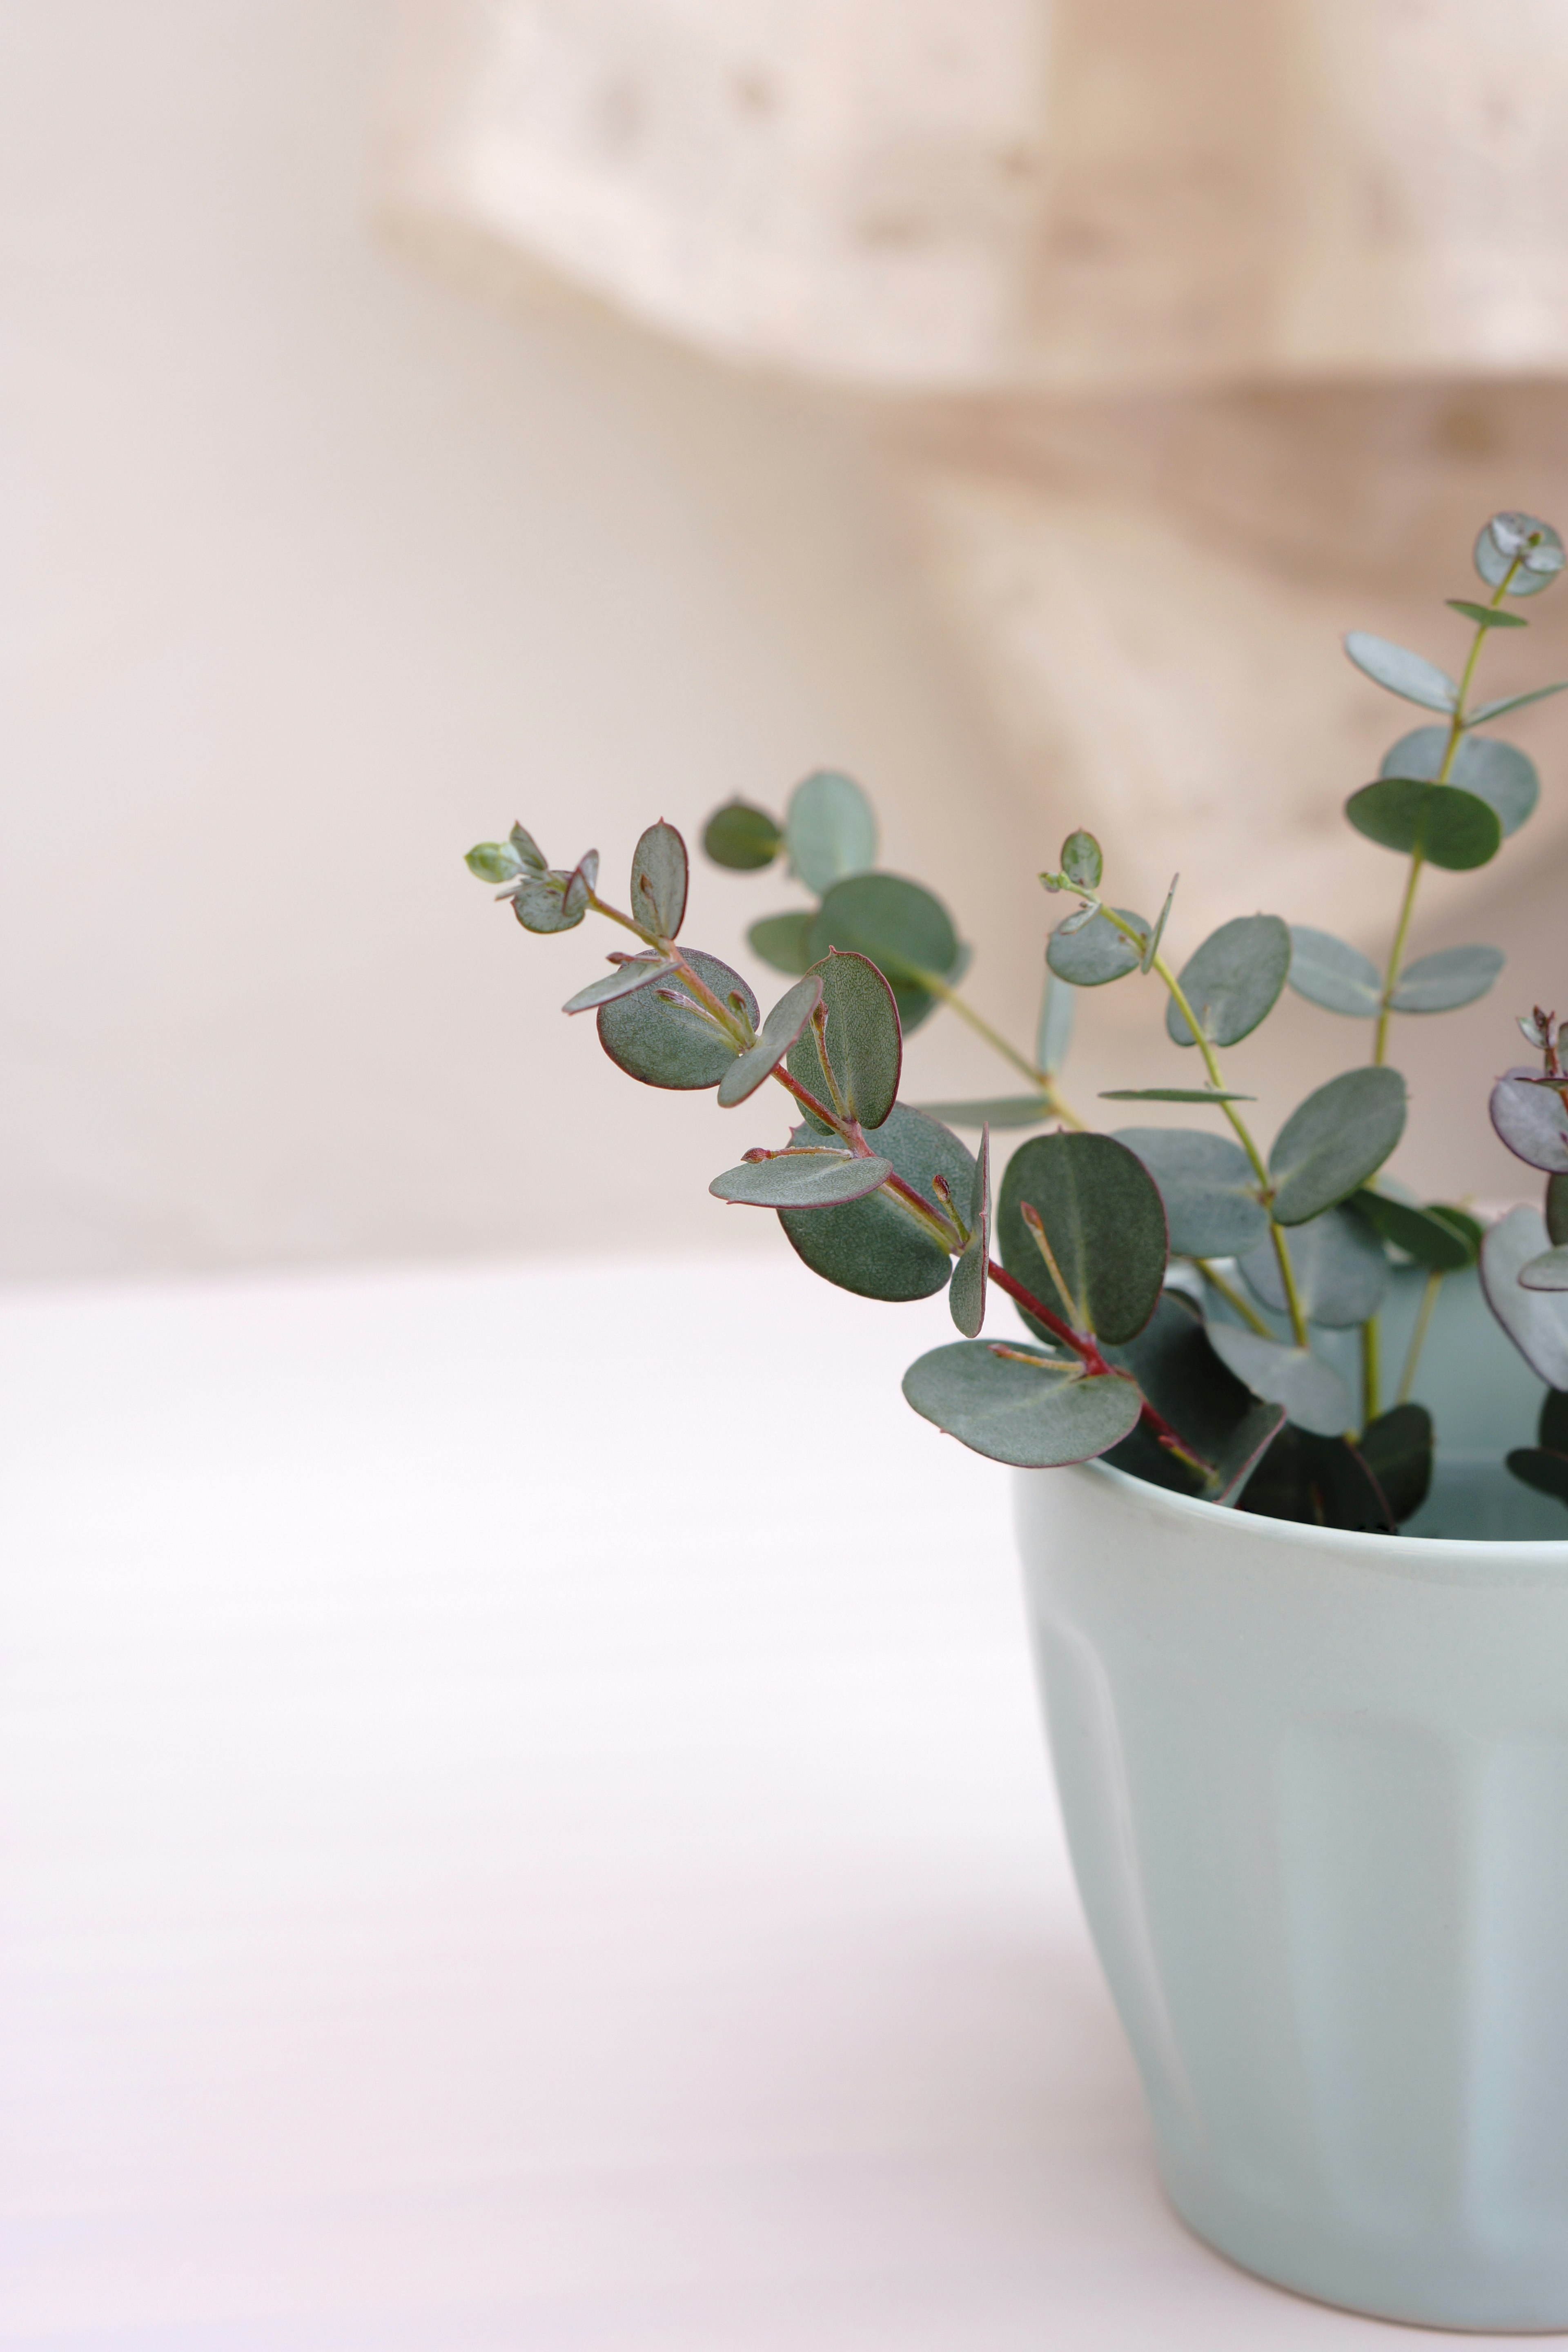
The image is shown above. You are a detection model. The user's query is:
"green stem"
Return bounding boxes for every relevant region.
[911,969,1085,1129]
[1266,1224,1311,1350]
[1193,1259,1273,1338]
[1397,1271,1444,1407]
[1372,854,1424,1068]
[585,890,657,944]
[1099,909,1311,1347]
[1361,1318,1381,1428]
[1370,557,1519,1067]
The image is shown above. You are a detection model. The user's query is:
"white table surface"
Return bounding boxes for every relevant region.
[0,1255,1521,2348]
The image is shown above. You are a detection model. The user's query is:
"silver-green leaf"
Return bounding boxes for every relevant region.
[630,822,688,941]
[1037,972,1075,1076]
[1268,1066,1407,1226]
[710,1149,893,1210]
[1112,1128,1267,1259]
[1238,1205,1388,1329]
[1521,1246,1568,1293]
[1166,914,1291,1048]
[562,956,679,1014]
[1287,927,1382,1018]
[1481,1206,1568,1387]
[716,974,824,1107]
[1203,1323,1354,1438]
[949,1125,991,1338]
[1047,908,1148,987]
[785,771,878,894]
[1343,630,1457,712]
[902,1344,1142,1468]
[1388,944,1503,1014]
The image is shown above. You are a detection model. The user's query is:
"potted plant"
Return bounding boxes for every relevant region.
[465,512,1568,2330]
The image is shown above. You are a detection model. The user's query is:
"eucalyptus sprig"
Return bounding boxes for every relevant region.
[466,510,1568,1534]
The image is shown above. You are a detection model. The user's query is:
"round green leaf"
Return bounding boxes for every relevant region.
[1481,1205,1568,1388]
[1380,727,1539,837]
[948,1125,991,1338]
[1345,778,1501,871]
[716,974,823,1107]
[806,874,961,1034]
[785,771,878,894]
[702,800,782,871]
[1203,1323,1354,1439]
[1475,511,1566,597]
[1165,914,1291,1048]
[902,1344,1141,1468]
[1352,1189,1476,1272]
[1046,907,1148,987]
[710,1149,893,1209]
[748,911,814,976]
[778,1104,973,1302]
[512,855,596,934]
[1389,944,1503,1014]
[1287,927,1382,1018]
[1343,630,1457,710]
[630,822,688,940]
[997,1132,1167,1345]
[1490,1066,1568,1174]
[1521,1245,1568,1292]
[785,949,900,1132]
[1238,1205,1388,1329]
[1111,1129,1266,1259]
[1268,1066,1407,1225]
[596,950,757,1089]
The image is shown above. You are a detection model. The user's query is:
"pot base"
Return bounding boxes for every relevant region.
[1161,2150,1568,2334]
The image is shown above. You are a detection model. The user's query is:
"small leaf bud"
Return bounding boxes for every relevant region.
[1060,830,1103,891]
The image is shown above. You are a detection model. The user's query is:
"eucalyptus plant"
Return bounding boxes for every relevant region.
[467,511,1568,1533]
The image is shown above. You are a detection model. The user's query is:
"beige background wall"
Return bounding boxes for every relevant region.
[1,0,1037,1282]
[8,0,1568,1287]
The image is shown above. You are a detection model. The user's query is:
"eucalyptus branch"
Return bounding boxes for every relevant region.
[1096,906,1311,1348]
[1370,556,1518,1066]
[767,1062,965,1251]
[467,508,1568,1537]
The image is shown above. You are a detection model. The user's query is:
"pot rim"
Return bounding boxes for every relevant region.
[1047,1456,1568,1575]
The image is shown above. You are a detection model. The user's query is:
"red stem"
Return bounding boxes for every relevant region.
[771,1067,962,1245]
[986,1260,1213,1475]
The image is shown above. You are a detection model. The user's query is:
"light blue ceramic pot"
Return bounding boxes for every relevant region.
[1016,1267,1568,2330]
